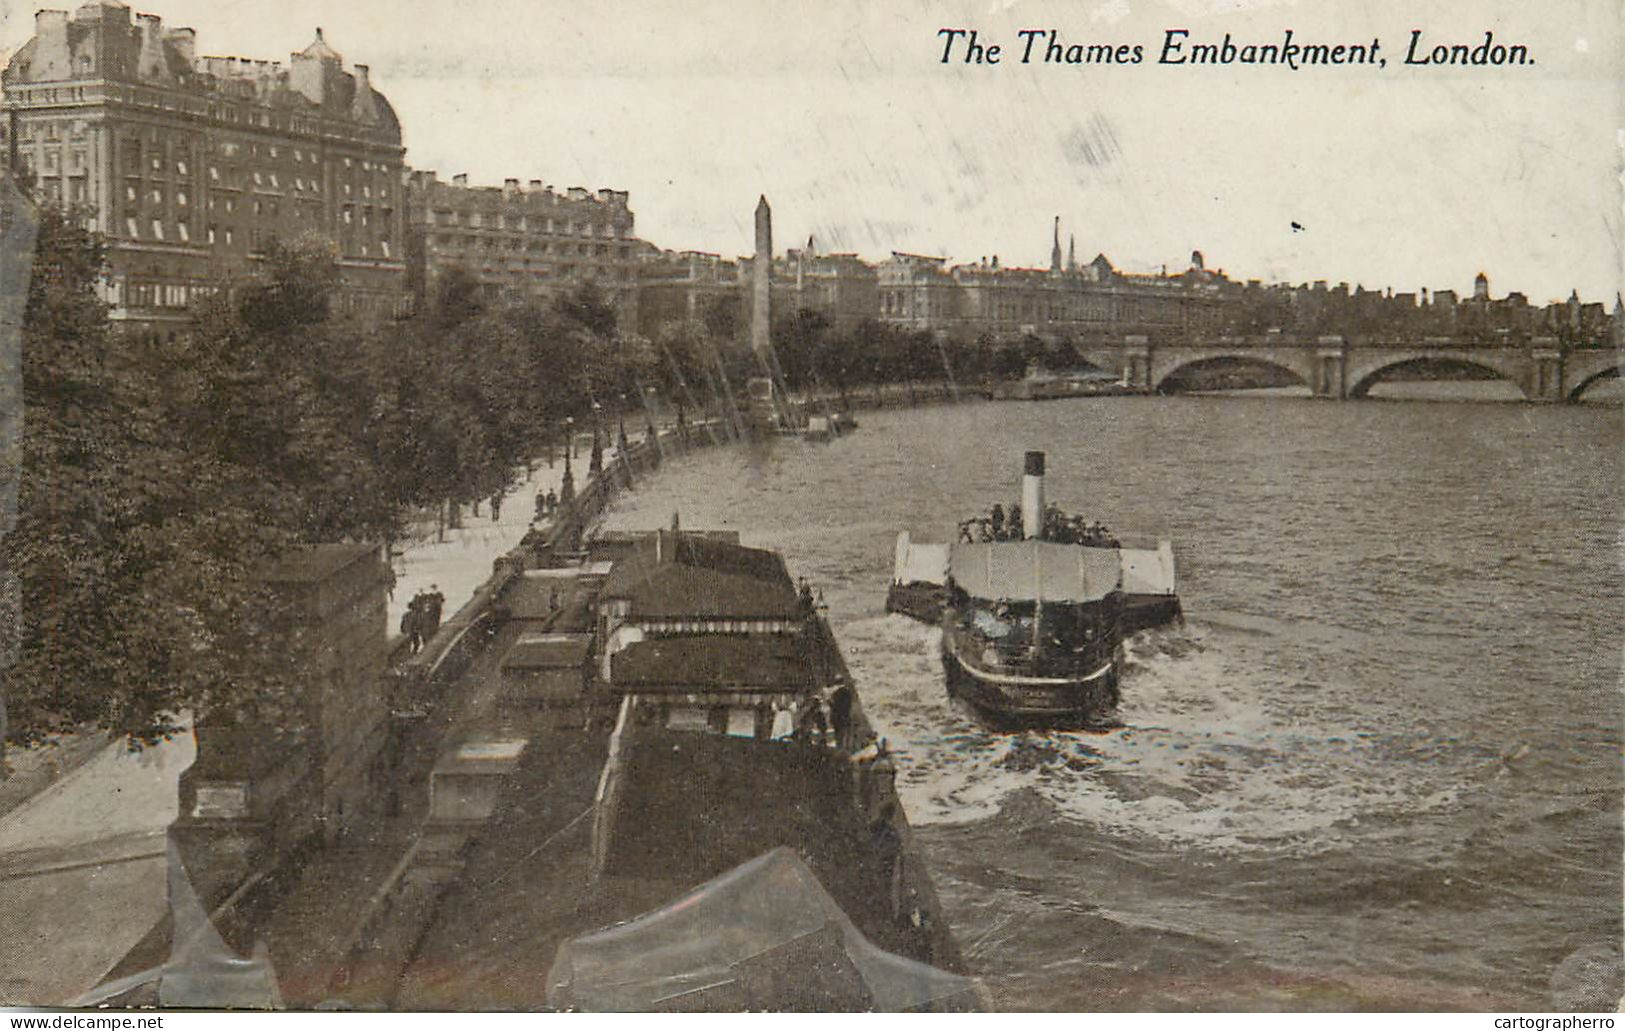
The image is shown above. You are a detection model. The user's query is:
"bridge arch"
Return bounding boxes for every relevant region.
[1568,363,1623,402]
[1152,353,1312,394]
[1345,353,1529,400]
[1564,350,1625,402]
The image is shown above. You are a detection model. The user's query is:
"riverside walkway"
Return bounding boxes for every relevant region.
[0,453,595,1007]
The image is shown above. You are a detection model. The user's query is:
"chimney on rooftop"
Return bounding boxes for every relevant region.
[528,179,543,191]
[452,173,468,187]
[135,14,170,81]
[351,63,381,123]
[31,11,71,81]
[504,178,520,196]
[164,27,197,69]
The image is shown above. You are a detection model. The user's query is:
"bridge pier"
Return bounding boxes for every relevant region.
[1122,335,1152,392]
[1313,337,1347,399]
[1525,339,1565,403]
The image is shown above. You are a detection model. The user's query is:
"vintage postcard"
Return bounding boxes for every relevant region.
[0,0,1618,1015]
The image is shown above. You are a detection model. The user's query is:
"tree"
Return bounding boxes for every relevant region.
[2,210,310,746]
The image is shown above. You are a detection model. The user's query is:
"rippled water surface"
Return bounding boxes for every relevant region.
[601,394,1623,1011]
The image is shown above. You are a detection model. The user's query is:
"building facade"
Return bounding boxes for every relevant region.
[403,170,638,327]
[878,237,1229,345]
[1,3,409,335]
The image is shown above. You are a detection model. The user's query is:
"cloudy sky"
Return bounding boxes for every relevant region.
[3,0,1619,302]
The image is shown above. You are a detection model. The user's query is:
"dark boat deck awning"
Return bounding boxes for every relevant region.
[610,635,815,693]
[948,540,1122,603]
[502,633,592,671]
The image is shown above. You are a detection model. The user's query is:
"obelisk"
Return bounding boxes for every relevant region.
[752,195,772,356]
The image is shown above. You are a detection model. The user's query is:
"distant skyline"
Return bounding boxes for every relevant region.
[2,0,1619,304]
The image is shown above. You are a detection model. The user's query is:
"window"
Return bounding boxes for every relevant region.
[269,173,279,188]
[150,219,163,239]
[177,221,189,241]
[125,217,139,238]
[150,156,161,171]
[176,160,188,176]
[208,225,216,244]
[149,188,161,204]
[252,171,262,186]
[209,165,219,182]
[224,228,234,245]
[124,185,136,202]
[177,190,188,207]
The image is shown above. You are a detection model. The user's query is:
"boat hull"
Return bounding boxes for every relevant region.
[940,633,1122,730]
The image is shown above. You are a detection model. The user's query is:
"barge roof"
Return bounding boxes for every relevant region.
[600,531,802,620]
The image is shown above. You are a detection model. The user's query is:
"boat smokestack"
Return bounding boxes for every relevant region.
[1022,450,1045,540]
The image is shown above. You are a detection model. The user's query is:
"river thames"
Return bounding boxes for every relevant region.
[600,389,1622,1011]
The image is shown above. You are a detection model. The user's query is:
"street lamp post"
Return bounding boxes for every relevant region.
[565,415,576,459]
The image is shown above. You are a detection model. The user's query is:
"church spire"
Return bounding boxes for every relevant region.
[1050,216,1062,273]
[1067,234,1076,272]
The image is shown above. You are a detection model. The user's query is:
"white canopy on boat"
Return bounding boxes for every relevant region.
[948,540,1122,603]
[1120,541,1177,598]
[892,532,949,586]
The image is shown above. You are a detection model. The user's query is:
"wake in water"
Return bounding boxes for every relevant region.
[841,614,1467,856]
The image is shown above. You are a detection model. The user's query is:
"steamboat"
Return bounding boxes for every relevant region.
[887,451,1180,728]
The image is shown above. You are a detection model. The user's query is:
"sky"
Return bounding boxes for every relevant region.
[2,0,1620,303]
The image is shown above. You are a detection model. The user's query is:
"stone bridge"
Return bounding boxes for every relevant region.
[1072,335,1624,402]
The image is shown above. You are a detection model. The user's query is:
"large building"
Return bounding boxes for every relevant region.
[637,230,877,344]
[1,3,409,335]
[403,170,639,327]
[878,223,1229,345]
[635,249,740,339]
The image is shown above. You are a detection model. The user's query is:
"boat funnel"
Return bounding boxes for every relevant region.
[1022,450,1045,540]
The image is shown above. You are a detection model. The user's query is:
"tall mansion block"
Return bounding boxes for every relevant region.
[404,171,639,330]
[2,2,410,334]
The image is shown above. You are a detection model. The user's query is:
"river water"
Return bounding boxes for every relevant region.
[598,391,1623,1011]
